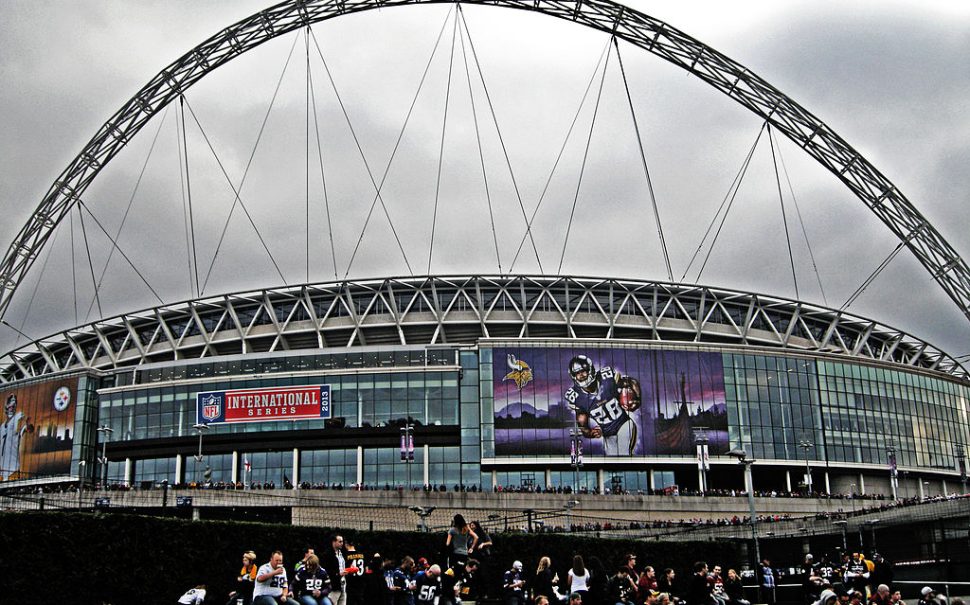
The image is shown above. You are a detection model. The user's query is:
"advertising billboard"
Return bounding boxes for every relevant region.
[0,377,79,481]
[492,347,727,457]
[196,385,331,424]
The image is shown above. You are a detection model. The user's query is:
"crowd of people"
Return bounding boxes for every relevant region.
[175,512,959,605]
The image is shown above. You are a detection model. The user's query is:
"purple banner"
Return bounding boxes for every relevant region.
[492,347,728,457]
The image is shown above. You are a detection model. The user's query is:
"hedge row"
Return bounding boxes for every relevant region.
[0,511,740,604]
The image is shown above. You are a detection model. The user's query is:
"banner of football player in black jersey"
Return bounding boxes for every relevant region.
[0,377,79,481]
[492,347,727,457]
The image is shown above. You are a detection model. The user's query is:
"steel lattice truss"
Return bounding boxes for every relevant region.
[1,0,967,341]
[1,275,965,383]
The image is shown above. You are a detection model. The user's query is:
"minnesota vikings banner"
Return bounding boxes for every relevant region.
[196,385,331,424]
[492,347,728,457]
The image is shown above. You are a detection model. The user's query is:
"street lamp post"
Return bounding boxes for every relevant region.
[409,505,436,532]
[96,425,114,488]
[564,499,579,533]
[728,448,760,568]
[400,422,415,489]
[798,439,813,496]
[956,445,967,494]
[192,423,209,484]
[695,430,710,495]
[569,427,584,493]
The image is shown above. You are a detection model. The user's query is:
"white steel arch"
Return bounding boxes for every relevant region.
[1,0,967,330]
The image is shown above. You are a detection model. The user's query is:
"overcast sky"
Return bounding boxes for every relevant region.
[1,0,968,363]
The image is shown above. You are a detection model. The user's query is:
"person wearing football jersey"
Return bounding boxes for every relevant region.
[564,355,641,456]
[413,564,442,605]
[343,540,366,605]
[390,556,416,605]
[293,554,333,605]
[178,584,207,605]
[254,551,299,605]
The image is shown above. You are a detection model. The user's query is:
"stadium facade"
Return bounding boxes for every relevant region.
[1,274,967,499]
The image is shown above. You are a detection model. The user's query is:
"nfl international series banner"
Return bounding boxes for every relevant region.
[196,385,331,424]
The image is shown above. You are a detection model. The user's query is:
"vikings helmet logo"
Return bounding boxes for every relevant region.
[503,354,533,389]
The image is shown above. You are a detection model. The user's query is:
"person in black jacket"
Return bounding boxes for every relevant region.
[320,535,348,605]
[686,562,715,605]
[607,567,637,605]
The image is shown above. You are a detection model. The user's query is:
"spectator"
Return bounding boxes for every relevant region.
[815,589,838,605]
[504,560,528,605]
[447,514,478,569]
[456,558,483,604]
[342,541,365,605]
[870,555,893,592]
[843,554,870,597]
[889,591,904,605]
[228,551,258,605]
[587,556,609,605]
[568,555,591,602]
[802,555,822,605]
[686,562,714,605]
[869,585,891,605]
[536,556,564,603]
[295,547,315,575]
[178,584,207,605]
[389,556,415,605]
[759,560,776,605]
[723,569,749,605]
[254,551,299,605]
[414,564,442,605]
[637,566,657,600]
[321,535,348,605]
[658,569,677,600]
[292,554,332,605]
[608,567,638,605]
[569,594,584,605]
[710,565,727,605]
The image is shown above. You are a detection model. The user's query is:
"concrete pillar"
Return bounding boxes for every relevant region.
[824,471,831,495]
[491,470,498,490]
[124,458,133,486]
[545,468,552,489]
[648,468,655,491]
[356,446,364,486]
[918,478,925,499]
[423,445,430,486]
[859,473,866,495]
[942,479,948,496]
[231,450,239,484]
[597,469,605,493]
[785,470,792,493]
[175,454,184,485]
[292,447,299,488]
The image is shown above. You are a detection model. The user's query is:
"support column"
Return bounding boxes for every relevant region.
[859,473,866,496]
[785,470,792,493]
[423,445,430,486]
[231,450,239,484]
[942,479,948,496]
[597,469,605,493]
[824,471,831,495]
[124,458,133,486]
[491,470,498,490]
[918,478,925,499]
[545,468,551,490]
[292,447,299,489]
[356,446,364,486]
[175,454,184,485]
[648,467,655,492]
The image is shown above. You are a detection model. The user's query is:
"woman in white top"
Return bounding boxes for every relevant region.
[567,555,590,598]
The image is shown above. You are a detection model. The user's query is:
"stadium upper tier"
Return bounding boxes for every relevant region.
[1,275,966,384]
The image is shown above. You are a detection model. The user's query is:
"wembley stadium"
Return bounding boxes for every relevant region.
[1,274,967,504]
[1,0,969,527]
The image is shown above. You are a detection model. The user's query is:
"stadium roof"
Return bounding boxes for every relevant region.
[2,275,966,383]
